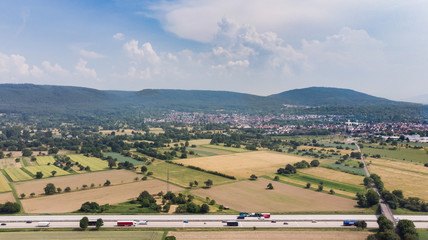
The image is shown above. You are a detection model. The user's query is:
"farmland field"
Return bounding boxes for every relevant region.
[0,172,11,192]
[149,127,165,134]
[367,157,428,175]
[14,169,141,196]
[200,144,249,153]
[0,158,22,168]
[4,168,32,181]
[176,151,315,179]
[21,179,182,213]
[299,167,364,186]
[148,161,233,187]
[68,154,108,171]
[368,163,428,201]
[169,231,371,240]
[35,155,56,165]
[0,192,15,203]
[0,231,163,240]
[192,178,360,213]
[104,152,144,165]
[361,145,428,164]
[24,165,70,178]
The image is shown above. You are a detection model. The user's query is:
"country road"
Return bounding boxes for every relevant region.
[353,141,396,225]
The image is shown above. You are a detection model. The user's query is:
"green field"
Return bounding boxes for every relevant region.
[36,155,56,165]
[24,165,70,178]
[190,148,218,156]
[104,152,144,165]
[361,145,428,163]
[0,231,164,240]
[323,164,366,176]
[200,144,249,153]
[148,161,234,187]
[0,172,11,192]
[418,230,428,240]
[68,154,109,171]
[4,168,32,181]
[282,172,363,194]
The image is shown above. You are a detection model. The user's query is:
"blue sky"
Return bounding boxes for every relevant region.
[0,0,427,100]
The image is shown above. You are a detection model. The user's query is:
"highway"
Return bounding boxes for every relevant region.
[0,214,427,229]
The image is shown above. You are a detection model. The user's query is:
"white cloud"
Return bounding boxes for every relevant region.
[123,40,160,64]
[75,58,97,79]
[113,32,125,40]
[79,49,105,59]
[227,60,249,67]
[0,52,44,79]
[42,61,69,76]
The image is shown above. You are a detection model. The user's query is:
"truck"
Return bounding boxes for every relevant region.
[88,220,97,226]
[343,220,357,226]
[226,221,239,226]
[261,213,271,218]
[117,221,136,227]
[37,222,50,227]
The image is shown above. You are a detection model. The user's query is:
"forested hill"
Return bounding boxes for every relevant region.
[0,84,424,121]
[268,87,393,106]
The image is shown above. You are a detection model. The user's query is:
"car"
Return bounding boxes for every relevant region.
[271,220,276,223]
[183,220,189,223]
[237,216,245,219]
[283,222,288,225]
[311,220,317,223]
[26,221,32,224]
[1,223,6,226]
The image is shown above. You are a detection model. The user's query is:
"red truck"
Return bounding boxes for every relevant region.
[117,221,136,227]
[261,213,271,218]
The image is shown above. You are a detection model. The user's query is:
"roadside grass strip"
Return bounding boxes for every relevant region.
[4,168,32,182]
[283,173,363,194]
[24,165,70,178]
[36,155,56,165]
[68,154,108,171]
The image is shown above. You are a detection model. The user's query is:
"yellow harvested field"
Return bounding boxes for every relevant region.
[14,170,141,196]
[192,178,359,212]
[21,179,182,213]
[177,151,312,179]
[367,157,428,174]
[188,139,211,145]
[149,127,165,134]
[4,168,32,181]
[0,172,11,192]
[68,155,108,171]
[169,231,371,240]
[0,192,15,203]
[24,165,70,177]
[0,158,22,169]
[368,164,428,201]
[35,156,56,165]
[299,167,364,186]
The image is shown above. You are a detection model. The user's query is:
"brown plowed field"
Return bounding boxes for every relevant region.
[13,170,140,196]
[21,179,182,213]
[0,192,15,203]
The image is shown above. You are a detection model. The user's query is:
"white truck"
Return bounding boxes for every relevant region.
[37,222,50,227]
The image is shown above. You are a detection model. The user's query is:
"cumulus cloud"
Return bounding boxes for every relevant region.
[79,49,105,59]
[123,40,160,64]
[113,32,125,40]
[0,52,43,79]
[42,61,69,76]
[75,58,97,79]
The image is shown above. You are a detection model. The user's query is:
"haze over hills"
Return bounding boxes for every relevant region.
[0,84,424,121]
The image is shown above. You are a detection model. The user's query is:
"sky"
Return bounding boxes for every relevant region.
[0,0,427,100]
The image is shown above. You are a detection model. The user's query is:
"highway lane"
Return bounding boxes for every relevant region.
[0,215,427,229]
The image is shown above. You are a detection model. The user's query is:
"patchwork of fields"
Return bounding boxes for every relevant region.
[0,192,15,203]
[103,152,144,165]
[24,165,70,178]
[0,172,11,192]
[3,168,32,181]
[35,155,56,165]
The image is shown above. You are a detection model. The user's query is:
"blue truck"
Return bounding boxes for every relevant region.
[227,221,239,226]
[343,220,357,226]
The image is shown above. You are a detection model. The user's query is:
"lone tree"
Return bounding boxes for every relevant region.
[20,193,25,199]
[104,180,111,186]
[355,220,367,229]
[204,179,213,188]
[79,216,89,230]
[44,183,56,195]
[95,218,104,230]
[36,171,43,179]
[107,158,116,169]
[141,166,148,173]
[317,184,323,191]
[306,183,311,188]
[267,183,274,190]
[51,170,57,176]
[249,174,258,180]
[310,160,320,167]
